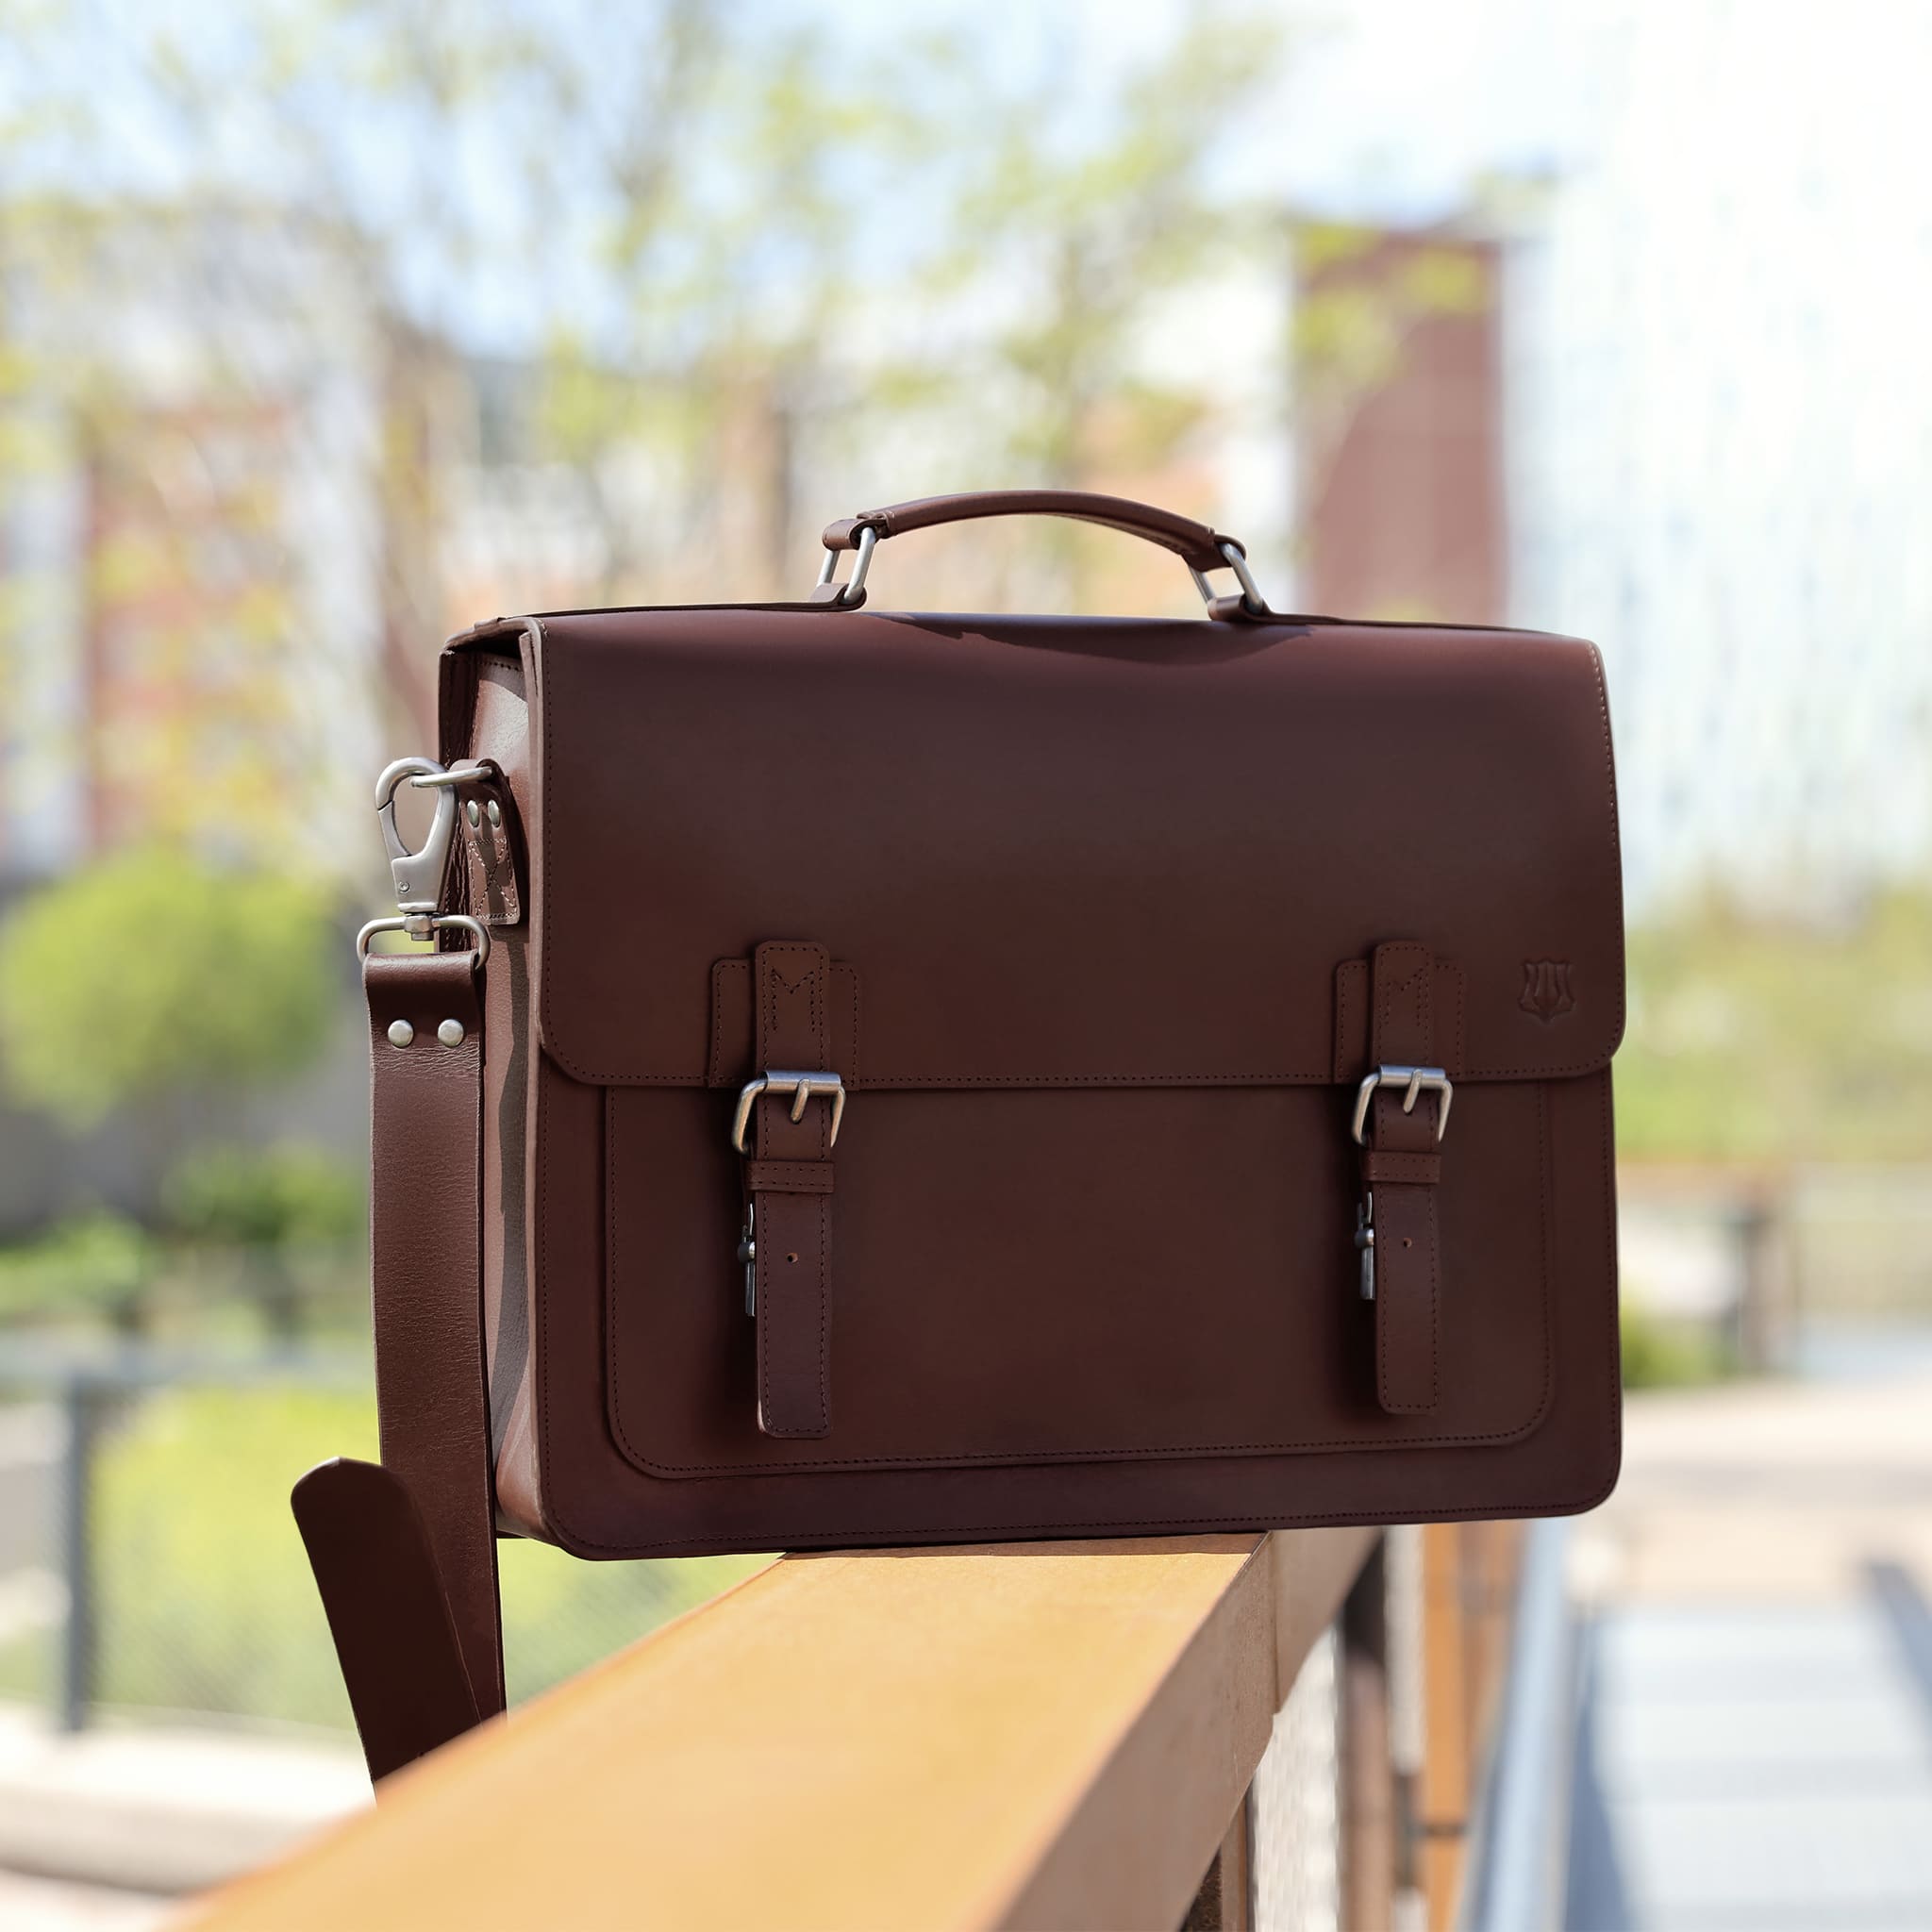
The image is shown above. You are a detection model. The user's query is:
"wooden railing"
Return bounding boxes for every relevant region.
[189,1524,1530,1932]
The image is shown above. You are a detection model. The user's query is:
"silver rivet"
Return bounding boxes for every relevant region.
[387,1020,415,1048]
[486,799,502,827]
[465,799,482,828]
[437,1018,466,1047]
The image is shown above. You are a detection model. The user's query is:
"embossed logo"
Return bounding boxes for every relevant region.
[1520,959,1575,1023]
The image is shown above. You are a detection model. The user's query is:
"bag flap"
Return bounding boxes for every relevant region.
[521,608,1623,1089]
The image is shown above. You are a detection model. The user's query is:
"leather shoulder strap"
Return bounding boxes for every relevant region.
[362,949,506,1714]
[292,1457,481,1783]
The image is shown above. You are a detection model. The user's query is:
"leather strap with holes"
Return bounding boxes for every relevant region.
[749,941,838,1438]
[1363,941,1445,1415]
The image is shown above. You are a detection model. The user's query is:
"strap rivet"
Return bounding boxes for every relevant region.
[465,799,482,829]
[437,1018,466,1047]
[485,799,502,827]
[387,1020,415,1048]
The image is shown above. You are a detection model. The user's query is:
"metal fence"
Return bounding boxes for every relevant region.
[0,1341,761,1737]
[1619,1164,1932,1378]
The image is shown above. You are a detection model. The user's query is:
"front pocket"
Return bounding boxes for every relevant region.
[604,1081,1554,1480]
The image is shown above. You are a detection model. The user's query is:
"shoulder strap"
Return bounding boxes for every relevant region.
[293,947,505,1781]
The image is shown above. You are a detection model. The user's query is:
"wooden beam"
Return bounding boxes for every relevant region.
[191,1529,1376,1932]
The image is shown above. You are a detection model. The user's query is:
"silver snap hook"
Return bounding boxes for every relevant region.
[374,757,456,914]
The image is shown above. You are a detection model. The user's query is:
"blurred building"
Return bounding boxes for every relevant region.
[1280,3,1932,916]
[0,207,402,890]
[1295,228,1507,626]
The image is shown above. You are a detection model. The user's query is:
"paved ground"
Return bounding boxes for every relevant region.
[0,1869,176,1932]
[1565,1354,1932,1931]
[0,1705,365,1920]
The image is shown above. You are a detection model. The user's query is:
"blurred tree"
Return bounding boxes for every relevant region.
[876,11,1285,608]
[0,0,1491,868]
[532,8,913,599]
[933,22,1272,474]
[1616,885,1932,1164]
[0,1209,155,1335]
[0,847,338,1132]
[162,1142,361,1339]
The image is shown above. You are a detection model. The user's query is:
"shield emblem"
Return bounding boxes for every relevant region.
[1520,959,1575,1023]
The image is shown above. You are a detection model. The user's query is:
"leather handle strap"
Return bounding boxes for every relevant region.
[1363,941,1445,1416]
[823,491,1237,575]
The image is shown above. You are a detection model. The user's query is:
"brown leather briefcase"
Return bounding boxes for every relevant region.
[295,490,1624,1778]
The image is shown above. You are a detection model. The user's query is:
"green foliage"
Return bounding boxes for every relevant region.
[163,1144,361,1251]
[0,848,340,1129]
[0,1211,153,1324]
[1617,886,1932,1163]
[0,1385,765,1728]
[1620,1305,1736,1391]
[0,0,1450,641]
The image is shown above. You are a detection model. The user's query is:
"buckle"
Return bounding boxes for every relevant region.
[1350,1064,1453,1146]
[730,1071,846,1155]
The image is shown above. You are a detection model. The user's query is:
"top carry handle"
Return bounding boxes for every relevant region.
[815,489,1274,618]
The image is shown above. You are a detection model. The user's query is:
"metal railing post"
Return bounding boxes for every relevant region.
[58,1374,100,1733]
[1463,1515,1577,1932]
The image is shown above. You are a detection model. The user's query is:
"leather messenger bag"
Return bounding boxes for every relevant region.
[295,490,1624,1779]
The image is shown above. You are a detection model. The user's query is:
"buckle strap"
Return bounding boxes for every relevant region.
[745,942,839,1439]
[1357,941,1449,1416]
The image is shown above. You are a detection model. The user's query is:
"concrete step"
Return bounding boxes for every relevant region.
[0,1703,366,1897]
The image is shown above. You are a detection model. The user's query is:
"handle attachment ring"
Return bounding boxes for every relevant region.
[814,525,878,608]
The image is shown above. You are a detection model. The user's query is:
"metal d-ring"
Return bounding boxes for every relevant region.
[814,525,878,607]
[1187,539,1269,617]
[355,911,492,965]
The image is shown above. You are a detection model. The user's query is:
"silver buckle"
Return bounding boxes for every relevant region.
[1350,1064,1453,1146]
[356,910,491,964]
[730,1071,846,1155]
